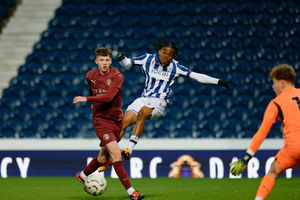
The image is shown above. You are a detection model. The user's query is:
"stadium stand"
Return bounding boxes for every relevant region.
[0,0,299,138]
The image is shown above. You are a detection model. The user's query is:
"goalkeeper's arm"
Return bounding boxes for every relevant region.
[241,148,255,164]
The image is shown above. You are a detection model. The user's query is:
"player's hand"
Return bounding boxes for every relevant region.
[117,53,125,62]
[230,160,246,176]
[121,148,132,160]
[218,80,229,88]
[73,96,87,104]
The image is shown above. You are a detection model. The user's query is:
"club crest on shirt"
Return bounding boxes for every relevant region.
[106,79,112,86]
[103,134,110,141]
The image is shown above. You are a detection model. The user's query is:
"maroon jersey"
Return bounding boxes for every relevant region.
[86,67,123,121]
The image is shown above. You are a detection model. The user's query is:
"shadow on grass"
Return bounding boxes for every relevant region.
[67,194,127,200]
[67,193,155,200]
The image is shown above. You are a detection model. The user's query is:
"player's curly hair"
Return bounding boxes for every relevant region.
[269,64,296,84]
[153,38,180,60]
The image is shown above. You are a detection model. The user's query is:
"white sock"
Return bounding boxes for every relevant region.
[128,135,139,150]
[127,187,135,195]
[80,171,87,180]
[255,197,263,200]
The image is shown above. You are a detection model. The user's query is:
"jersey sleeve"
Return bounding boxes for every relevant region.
[85,71,90,83]
[85,71,93,96]
[131,54,148,66]
[176,63,191,77]
[249,100,278,153]
[86,87,120,103]
[86,72,123,103]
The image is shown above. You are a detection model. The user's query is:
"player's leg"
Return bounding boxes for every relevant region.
[122,106,153,160]
[80,118,115,175]
[106,140,145,199]
[120,97,145,160]
[76,147,110,183]
[120,110,137,138]
[255,161,284,200]
[133,106,153,137]
[97,113,136,173]
[255,146,299,199]
[122,98,167,160]
[97,147,113,172]
[119,110,138,161]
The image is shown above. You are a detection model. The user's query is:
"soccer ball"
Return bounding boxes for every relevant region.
[84,174,107,196]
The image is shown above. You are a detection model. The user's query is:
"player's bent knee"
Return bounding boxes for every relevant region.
[97,155,108,164]
[123,110,137,125]
[267,162,284,178]
[137,106,153,120]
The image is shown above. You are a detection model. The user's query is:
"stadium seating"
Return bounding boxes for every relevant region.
[1,0,299,138]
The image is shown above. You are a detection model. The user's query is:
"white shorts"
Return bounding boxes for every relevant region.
[126,97,167,120]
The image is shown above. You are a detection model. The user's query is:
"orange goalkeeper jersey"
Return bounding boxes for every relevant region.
[249,87,300,153]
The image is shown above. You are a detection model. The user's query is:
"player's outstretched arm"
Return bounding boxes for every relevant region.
[73,96,87,104]
[189,71,229,88]
[230,149,254,175]
[73,87,120,104]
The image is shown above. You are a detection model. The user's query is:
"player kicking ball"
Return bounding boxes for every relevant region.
[97,38,228,173]
[73,47,144,200]
[230,64,300,200]
[118,38,228,160]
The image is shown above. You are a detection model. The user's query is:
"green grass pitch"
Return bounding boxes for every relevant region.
[1,177,300,200]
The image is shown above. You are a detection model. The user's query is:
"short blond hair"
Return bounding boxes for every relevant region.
[269,64,296,84]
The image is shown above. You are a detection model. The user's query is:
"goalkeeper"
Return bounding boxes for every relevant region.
[230,64,300,200]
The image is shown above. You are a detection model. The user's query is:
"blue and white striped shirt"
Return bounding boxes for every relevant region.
[131,53,191,102]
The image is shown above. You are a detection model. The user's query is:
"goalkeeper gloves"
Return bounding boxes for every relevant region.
[218,80,229,88]
[117,53,125,62]
[230,152,253,176]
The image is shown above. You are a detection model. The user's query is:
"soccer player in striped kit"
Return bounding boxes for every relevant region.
[73,47,144,200]
[230,64,300,200]
[117,38,229,160]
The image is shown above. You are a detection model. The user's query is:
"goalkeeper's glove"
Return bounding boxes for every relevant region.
[230,152,253,175]
[117,53,125,62]
[218,79,229,88]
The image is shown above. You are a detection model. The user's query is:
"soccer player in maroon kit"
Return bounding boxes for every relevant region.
[73,47,145,200]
